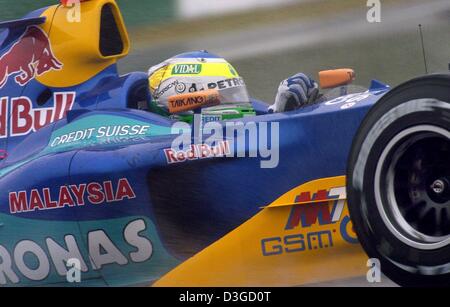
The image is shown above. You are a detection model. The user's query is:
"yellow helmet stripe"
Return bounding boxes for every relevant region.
[149,62,239,90]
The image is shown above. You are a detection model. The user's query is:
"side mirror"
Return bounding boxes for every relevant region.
[318,69,355,89]
[167,89,221,114]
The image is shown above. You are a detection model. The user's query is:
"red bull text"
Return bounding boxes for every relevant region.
[0,92,75,138]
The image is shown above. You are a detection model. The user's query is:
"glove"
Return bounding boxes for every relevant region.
[268,73,319,113]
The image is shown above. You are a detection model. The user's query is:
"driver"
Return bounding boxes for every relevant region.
[147,50,319,121]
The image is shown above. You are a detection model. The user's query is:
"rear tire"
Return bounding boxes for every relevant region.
[347,74,450,287]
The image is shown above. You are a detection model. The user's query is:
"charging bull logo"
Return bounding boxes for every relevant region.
[0,26,62,89]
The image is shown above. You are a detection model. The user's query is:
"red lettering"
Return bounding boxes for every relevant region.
[11,97,33,136]
[104,181,114,202]
[58,186,75,207]
[286,202,333,230]
[187,145,197,159]
[176,151,186,162]
[199,144,210,158]
[43,188,57,208]
[29,189,44,211]
[9,191,28,214]
[53,92,75,122]
[295,192,312,203]
[221,141,230,155]
[0,97,7,138]
[212,144,223,156]
[87,182,105,204]
[2,92,75,138]
[62,92,75,118]
[164,148,177,163]
[286,192,312,229]
[33,108,53,131]
[70,184,86,206]
[313,190,329,201]
[9,178,134,214]
[115,178,136,201]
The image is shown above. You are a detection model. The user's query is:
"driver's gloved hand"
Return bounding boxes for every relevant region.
[268,73,319,113]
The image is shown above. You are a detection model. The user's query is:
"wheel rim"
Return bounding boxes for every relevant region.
[375,125,450,250]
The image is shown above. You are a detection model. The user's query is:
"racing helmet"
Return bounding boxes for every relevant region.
[148,51,254,121]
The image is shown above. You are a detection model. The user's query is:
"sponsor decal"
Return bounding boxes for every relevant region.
[9,178,136,214]
[188,83,203,93]
[50,124,150,148]
[171,64,202,75]
[175,82,187,94]
[167,89,220,114]
[0,92,75,138]
[154,77,244,101]
[325,92,371,109]
[207,77,245,90]
[261,187,358,256]
[284,188,344,230]
[202,114,222,123]
[0,26,62,89]
[164,140,230,164]
[154,80,178,99]
[0,97,6,138]
[0,218,153,285]
[170,118,280,169]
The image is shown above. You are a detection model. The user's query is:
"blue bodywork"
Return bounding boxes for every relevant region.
[0,8,391,287]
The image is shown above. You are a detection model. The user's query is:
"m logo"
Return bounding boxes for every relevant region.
[172,64,202,75]
[284,187,346,230]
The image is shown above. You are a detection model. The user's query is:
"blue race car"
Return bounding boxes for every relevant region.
[0,0,448,287]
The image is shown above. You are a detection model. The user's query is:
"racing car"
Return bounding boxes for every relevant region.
[0,0,448,287]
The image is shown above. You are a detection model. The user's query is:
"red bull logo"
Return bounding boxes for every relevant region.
[0,92,75,138]
[0,26,62,89]
[164,141,231,164]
